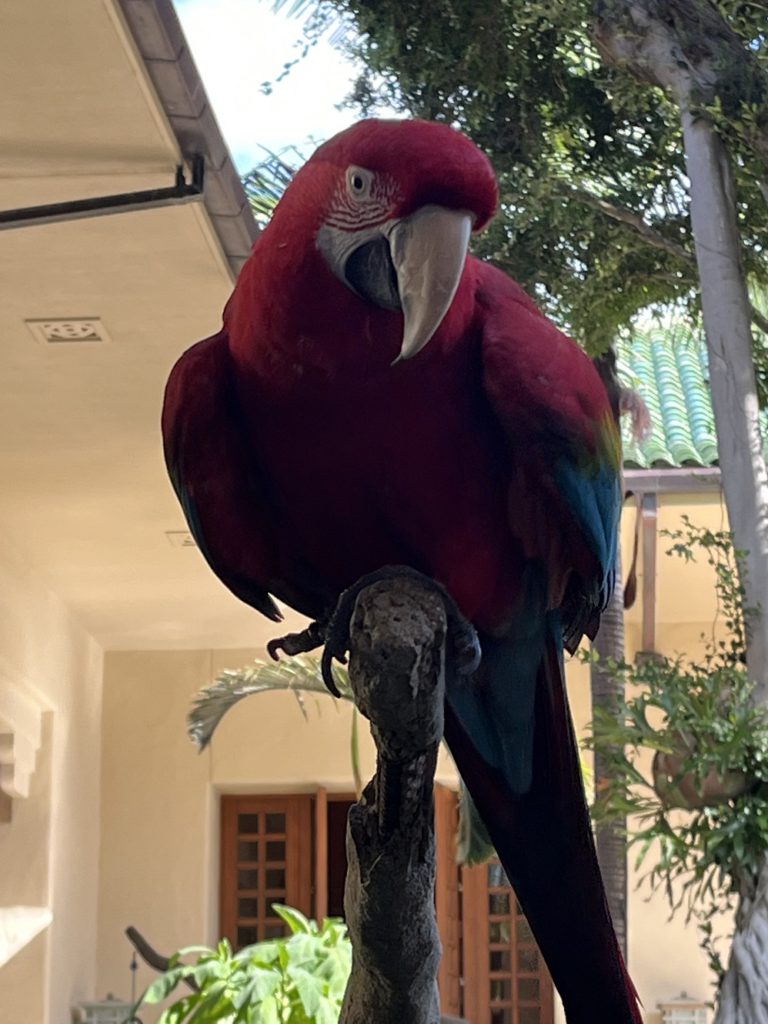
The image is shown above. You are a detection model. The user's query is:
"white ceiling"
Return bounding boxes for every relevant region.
[0,0,303,650]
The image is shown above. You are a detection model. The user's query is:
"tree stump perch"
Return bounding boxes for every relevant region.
[339,576,448,1024]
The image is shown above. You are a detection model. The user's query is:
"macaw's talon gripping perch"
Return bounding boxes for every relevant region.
[266,617,329,662]
[339,574,447,1024]
[322,565,481,698]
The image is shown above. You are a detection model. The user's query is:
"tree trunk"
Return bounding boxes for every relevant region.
[594,0,768,700]
[595,3,768,1019]
[678,110,768,703]
[715,861,768,1023]
[591,551,628,960]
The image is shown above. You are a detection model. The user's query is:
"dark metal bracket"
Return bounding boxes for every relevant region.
[0,155,205,230]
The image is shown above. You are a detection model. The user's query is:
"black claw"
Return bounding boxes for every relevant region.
[269,616,346,698]
[321,645,344,697]
[266,619,328,662]
[266,637,282,661]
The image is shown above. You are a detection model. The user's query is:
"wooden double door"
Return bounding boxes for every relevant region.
[220,789,553,1024]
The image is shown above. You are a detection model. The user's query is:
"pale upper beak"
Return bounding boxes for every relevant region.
[385,205,472,361]
[317,204,473,362]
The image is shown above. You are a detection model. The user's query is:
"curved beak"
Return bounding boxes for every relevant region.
[387,205,472,361]
[321,203,472,361]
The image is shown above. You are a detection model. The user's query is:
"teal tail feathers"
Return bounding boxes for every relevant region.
[444,616,641,1024]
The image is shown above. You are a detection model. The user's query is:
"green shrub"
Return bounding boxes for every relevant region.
[584,518,768,979]
[133,906,351,1023]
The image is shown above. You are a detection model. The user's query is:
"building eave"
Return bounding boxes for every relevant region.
[623,466,722,494]
[117,0,258,279]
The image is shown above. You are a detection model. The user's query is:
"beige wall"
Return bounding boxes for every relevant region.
[0,547,103,1024]
[567,656,716,1023]
[95,492,731,1022]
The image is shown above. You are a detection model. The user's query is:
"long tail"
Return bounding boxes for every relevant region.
[444,620,641,1024]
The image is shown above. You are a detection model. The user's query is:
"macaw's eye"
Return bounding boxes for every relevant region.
[346,166,373,199]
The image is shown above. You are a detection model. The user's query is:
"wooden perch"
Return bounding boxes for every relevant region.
[339,576,448,1024]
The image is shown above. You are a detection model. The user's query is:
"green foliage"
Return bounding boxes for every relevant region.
[132,906,352,1024]
[187,653,362,797]
[584,518,768,979]
[243,147,304,227]
[187,653,352,751]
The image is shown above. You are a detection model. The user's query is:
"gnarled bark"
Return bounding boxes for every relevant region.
[339,577,448,1024]
[717,862,768,1023]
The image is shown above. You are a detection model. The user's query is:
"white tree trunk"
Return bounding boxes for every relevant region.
[715,863,768,1024]
[593,5,768,1021]
[679,108,768,704]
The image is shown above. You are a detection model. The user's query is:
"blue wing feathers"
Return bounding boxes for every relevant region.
[554,456,620,609]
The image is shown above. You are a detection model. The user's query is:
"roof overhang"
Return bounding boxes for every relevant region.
[623,467,722,494]
[0,0,303,650]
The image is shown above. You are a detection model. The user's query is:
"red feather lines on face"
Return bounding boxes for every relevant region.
[308,118,498,229]
[325,174,402,232]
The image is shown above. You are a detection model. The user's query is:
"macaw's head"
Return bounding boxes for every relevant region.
[267,118,498,361]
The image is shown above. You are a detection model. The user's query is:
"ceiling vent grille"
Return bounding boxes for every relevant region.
[165,531,197,549]
[25,318,111,344]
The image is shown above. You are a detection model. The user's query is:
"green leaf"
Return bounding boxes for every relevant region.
[232,967,282,1009]
[158,995,196,1024]
[142,967,189,1004]
[273,904,314,935]
[314,998,341,1024]
[186,980,230,1023]
[192,958,228,986]
[174,945,215,958]
[287,966,324,1016]
[258,994,281,1024]
[234,940,281,965]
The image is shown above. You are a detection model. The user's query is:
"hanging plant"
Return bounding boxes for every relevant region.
[584,518,768,980]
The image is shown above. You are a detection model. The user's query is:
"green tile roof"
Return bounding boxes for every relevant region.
[616,328,721,468]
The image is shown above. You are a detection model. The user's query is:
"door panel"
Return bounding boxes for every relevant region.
[220,794,312,946]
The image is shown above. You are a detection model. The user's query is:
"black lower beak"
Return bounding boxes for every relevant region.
[344,237,401,311]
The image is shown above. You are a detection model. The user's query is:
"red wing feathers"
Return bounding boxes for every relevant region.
[475,260,621,641]
[162,331,284,621]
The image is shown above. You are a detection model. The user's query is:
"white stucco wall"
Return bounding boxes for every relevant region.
[0,547,103,1024]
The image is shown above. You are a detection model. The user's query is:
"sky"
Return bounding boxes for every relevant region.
[174,0,376,172]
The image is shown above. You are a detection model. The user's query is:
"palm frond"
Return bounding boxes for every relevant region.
[267,0,356,48]
[242,146,302,226]
[188,653,352,751]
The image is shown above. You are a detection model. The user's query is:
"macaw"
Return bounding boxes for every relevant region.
[163,118,640,1024]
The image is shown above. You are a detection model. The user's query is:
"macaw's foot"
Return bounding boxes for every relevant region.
[266,618,328,662]
[321,565,481,697]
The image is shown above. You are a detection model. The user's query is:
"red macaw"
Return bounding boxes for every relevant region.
[163,118,640,1024]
